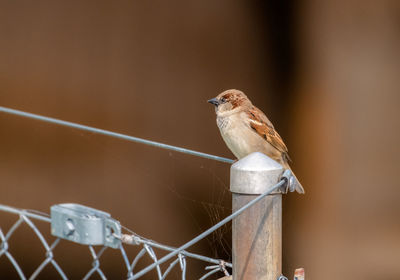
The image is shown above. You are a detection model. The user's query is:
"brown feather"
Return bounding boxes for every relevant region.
[221,92,248,109]
[247,106,290,162]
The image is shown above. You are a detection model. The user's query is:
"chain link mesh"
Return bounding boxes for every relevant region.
[0,205,231,279]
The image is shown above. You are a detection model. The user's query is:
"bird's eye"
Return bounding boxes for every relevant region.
[220,97,226,103]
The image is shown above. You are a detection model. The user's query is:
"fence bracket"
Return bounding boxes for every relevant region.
[50,203,121,248]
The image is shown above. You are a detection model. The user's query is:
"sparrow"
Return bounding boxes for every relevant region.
[208,89,304,194]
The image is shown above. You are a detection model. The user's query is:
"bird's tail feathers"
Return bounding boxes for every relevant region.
[292,171,305,194]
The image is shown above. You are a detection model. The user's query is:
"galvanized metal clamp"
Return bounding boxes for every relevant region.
[280,169,296,193]
[50,203,121,248]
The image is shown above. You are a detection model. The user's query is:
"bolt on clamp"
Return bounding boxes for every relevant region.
[50,203,121,248]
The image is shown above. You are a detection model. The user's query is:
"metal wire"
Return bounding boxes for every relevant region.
[0,204,232,279]
[0,178,285,279]
[119,234,232,268]
[0,210,67,280]
[199,267,221,280]
[0,106,234,164]
[129,179,285,279]
[0,107,288,279]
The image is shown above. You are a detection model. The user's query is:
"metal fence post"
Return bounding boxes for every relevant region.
[231,152,284,280]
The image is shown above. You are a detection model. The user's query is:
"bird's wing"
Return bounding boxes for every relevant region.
[247,106,290,159]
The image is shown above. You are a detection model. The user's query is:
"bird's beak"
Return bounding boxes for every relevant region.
[207,98,220,107]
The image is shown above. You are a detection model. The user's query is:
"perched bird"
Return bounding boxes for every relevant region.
[208,89,304,194]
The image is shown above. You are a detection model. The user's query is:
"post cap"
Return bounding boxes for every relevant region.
[230,152,284,194]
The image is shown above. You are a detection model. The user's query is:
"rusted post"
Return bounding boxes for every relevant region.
[231,152,284,280]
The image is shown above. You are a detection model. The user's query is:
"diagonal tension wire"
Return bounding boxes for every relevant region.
[120,235,232,268]
[0,106,234,164]
[130,179,286,279]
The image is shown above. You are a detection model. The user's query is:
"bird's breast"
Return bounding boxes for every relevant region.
[216,114,256,159]
[216,115,230,130]
[216,113,281,160]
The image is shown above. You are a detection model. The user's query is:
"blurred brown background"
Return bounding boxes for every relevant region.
[1,1,399,279]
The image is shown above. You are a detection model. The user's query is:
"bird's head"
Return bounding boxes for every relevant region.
[208,89,251,114]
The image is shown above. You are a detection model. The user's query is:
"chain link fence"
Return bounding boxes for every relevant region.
[0,106,297,279]
[0,204,233,280]
[0,178,284,279]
